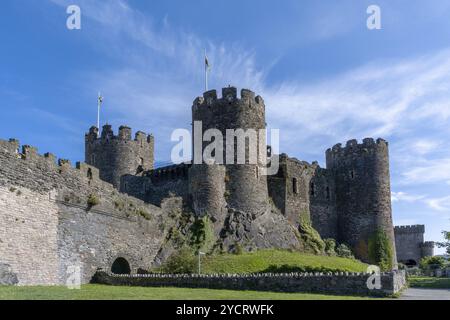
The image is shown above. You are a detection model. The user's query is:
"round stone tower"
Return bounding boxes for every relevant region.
[421,241,435,258]
[85,125,154,188]
[326,138,397,267]
[190,87,269,218]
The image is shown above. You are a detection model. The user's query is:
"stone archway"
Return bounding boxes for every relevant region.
[111,257,131,275]
[404,259,417,267]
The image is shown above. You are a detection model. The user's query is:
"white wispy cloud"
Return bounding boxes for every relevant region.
[425,196,450,212]
[391,192,425,203]
[402,159,450,185]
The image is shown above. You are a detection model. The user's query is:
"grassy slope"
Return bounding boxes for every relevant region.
[201,249,368,274]
[0,285,373,300]
[408,276,450,289]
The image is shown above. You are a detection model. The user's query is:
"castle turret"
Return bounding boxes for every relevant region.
[85,125,154,188]
[190,87,268,218]
[326,138,397,267]
[421,241,435,258]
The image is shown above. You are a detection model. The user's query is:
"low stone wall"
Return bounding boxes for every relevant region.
[93,270,406,297]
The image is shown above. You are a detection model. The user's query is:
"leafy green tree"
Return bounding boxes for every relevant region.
[437,230,450,255]
[324,239,336,256]
[160,247,196,274]
[336,243,354,259]
[420,256,446,270]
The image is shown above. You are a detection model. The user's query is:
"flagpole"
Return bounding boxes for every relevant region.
[204,49,208,92]
[97,92,101,137]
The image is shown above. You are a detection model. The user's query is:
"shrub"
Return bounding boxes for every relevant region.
[87,194,100,207]
[324,239,336,256]
[420,256,446,270]
[136,208,151,221]
[169,227,185,248]
[368,229,394,271]
[234,242,243,255]
[298,218,325,254]
[160,247,196,274]
[189,216,215,253]
[336,243,354,259]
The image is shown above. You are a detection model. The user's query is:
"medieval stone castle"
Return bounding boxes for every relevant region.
[0,87,431,285]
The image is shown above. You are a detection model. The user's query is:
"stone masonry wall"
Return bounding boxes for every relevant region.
[121,164,190,207]
[268,155,337,240]
[0,139,169,285]
[394,225,425,265]
[94,270,407,297]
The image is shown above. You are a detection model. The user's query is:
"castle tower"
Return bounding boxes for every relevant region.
[85,125,154,188]
[326,138,397,267]
[190,87,269,218]
[421,241,435,258]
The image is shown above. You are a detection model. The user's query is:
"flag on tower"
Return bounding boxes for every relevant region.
[97,92,103,137]
[205,52,210,71]
[204,50,211,92]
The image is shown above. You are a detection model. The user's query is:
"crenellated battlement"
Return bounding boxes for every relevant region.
[279,153,321,169]
[326,138,388,158]
[394,225,425,234]
[85,125,155,188]
[86,125,153,144]
[0,138,20,155]
[421,241,434,248]
[0,139,106,186]
[145,163,190,183]
[193,87,265,109]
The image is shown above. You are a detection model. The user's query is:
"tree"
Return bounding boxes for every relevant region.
[420,256,446,270]
[336,243,354,259]
[437,230,450,255]
[160,247,196,274]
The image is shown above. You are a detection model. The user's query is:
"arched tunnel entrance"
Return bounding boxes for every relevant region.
[403,259,417,267]
[111,257,131,275]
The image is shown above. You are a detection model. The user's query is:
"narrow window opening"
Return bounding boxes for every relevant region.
[293,178,298,194]
[310,182,315,197]
[87,168,93,180]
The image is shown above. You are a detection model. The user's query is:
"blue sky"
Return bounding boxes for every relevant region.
[1,0,449,251]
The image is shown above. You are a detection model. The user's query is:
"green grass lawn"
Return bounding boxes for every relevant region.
[0,285,374,300]
[200,249,368,274]
[408,276,450,289]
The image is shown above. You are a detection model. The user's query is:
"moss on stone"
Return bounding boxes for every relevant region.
[297,217,325,254]
[368,229,394,271]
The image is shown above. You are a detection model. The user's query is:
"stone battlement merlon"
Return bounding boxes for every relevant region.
[394,225,425,234]
[0,139,105,185]
[279,153,322,169]
[85,125,153,144]
[193,87,265,108]
[145,163,190,182]
[0,138,20,154]
[421,241,435,248]
[326,138,388,158]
